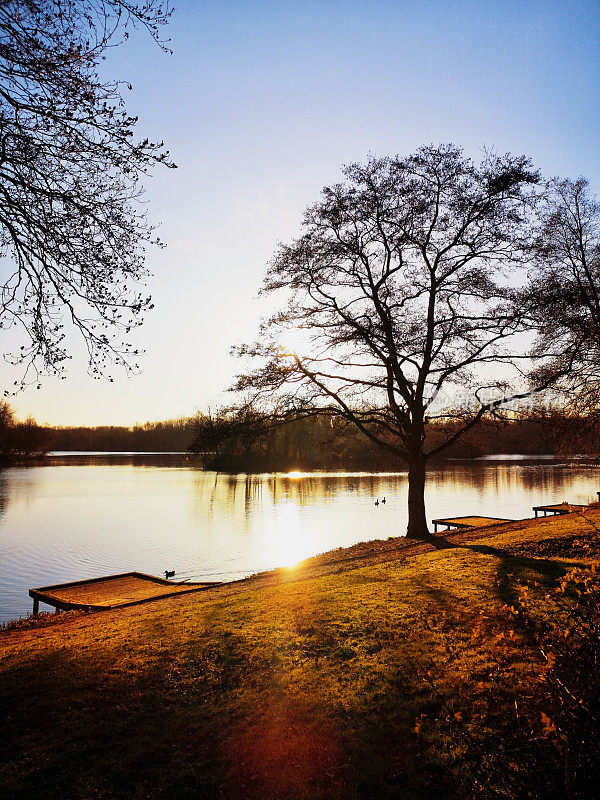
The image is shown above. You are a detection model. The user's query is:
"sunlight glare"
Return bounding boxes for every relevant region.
[268,502,311,568]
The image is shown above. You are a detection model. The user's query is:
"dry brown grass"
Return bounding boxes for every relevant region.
[2,510,600,799]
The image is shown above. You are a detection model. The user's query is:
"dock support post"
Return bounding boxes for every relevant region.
[32,598,39,616]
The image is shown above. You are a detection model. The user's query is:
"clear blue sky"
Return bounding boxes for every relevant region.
[6,0,600,425]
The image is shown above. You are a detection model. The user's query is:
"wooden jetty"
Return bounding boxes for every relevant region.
[532,502,587,518]
[432,515,514,533]
[29,572,222,616]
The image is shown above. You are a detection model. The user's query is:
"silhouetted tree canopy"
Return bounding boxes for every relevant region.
[0,399,49,458]
[47,416,195,452]
[189,404,589,472]
[0,0,174,392]
[233,144,565,538]
[528,178,600,409]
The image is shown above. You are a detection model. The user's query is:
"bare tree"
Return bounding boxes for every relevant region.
[233,145,563,539]
[528,178,600,410]
[0,0,174,392]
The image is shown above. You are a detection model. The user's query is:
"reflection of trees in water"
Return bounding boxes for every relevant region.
[47,453,191,468]
[430,461,600,507]
[192,471,410,517]
[520,467,563,493]
[0,467,42,515]
[191,473,267,523]
[0,472,9,519]
[244,476,261,514]
[190,463,600,521]
[274,474,408,504]
[0,468,41,524]
[429,464,488,493]
[431,461,578,494]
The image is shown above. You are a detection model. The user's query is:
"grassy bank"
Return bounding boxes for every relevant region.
[2,513,600,799]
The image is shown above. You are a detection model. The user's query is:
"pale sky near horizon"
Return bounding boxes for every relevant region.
[3,0,600,426]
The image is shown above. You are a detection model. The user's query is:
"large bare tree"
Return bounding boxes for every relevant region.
[0,0,174,392]
[233,145,563,539]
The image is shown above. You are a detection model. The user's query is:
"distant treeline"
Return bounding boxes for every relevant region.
[0,403,198,458]
[3,401,600,466]
[190,408,600,472]
[45,418,196,452]
[0,402,49,460]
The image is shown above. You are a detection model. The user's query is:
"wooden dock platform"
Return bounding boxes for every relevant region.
[432,515,514,533]
[29,572,222,615]
[532,502,587,518]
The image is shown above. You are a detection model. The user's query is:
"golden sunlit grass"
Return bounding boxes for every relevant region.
[2,512,600,799]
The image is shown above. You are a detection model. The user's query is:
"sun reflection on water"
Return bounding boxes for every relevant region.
[267,501,315,567]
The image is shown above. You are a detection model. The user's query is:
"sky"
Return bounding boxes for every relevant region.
[4,0,600,426]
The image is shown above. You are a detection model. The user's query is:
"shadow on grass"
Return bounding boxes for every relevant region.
[466,543,569,607]
[426,531,570,607]
[0,609,487,800]
[0,643,236,800]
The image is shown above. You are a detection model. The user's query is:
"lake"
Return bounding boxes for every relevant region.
[1,453,600,623]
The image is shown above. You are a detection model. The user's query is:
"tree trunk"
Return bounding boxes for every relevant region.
[406,453,430,539]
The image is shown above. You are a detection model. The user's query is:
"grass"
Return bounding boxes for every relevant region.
[2,511,600,799]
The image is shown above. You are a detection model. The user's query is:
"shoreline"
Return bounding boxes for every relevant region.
[3,508,597,635]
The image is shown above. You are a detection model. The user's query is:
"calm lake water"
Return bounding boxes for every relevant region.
[2,453,600,623]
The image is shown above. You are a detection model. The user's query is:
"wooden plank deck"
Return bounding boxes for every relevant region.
[532,502,587,518]
[431,515,514,533]
[29,572,222,615]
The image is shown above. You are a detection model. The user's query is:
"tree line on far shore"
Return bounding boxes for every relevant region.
[0,402,49,460]
[2,401,599,465]
[46,417,196,453]
[0,403,195,459]
[190,406,600,471]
